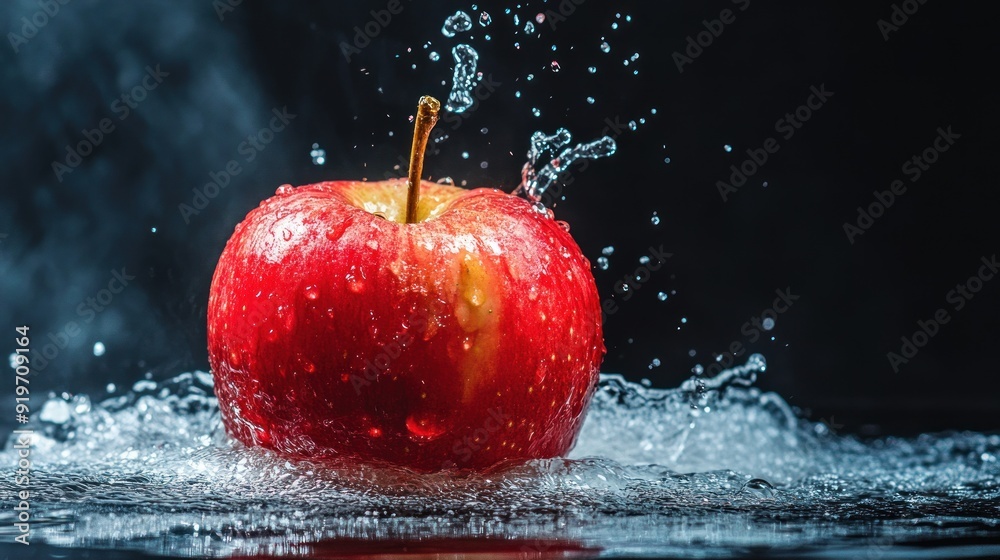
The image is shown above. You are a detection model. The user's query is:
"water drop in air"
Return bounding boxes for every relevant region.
[600,41,610,53]
[445,44,479,113]
[550,61,561,72]
[309,143,326,165]
[724,144,733,152]
[762,317,776,330]
[441,11,473,37]
[586,96,595,104]
[478,11,492,27]
[657,292,668,301]
[596,257,609,270]
[429,51,440,61]
[587,66,597,74]
[524,21,535,34]
[531,108,541,117]
[602,246,615,256]
[93,342,106,357]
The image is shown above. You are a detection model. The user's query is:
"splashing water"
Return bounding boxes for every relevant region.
[516,128,617,207]
[441,11,472,37]
[444,44,479,113]
[2,359,998,558]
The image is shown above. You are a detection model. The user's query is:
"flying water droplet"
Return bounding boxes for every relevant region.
[429,51,440,61]
[516,128,617,205]
[92,342,106,357]
[304,286,319,300]
[442,11,473,37]
[587,66,597,74]
[650,212,660,225]
[724,144,733,153]
[762,317,776,331]
[531,107,541,117]
[602,246,615,256]
[478,11,491,26]
[600,41,611,53]
[657,292,668,301]
[524,21,535,34]
[445,44,479,113]
[309,143,326,165]
[550,60,561,72]
[596,257,610,270]
[586,96,595,104]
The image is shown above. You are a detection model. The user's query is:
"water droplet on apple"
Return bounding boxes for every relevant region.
[559,246,571,258]
[406,413,447,440]
[349,279,365,293]
[304,286,319,300]
[368,426,383,438]
[326,308,335,319]
[556,220,571,232]
[275,184,294,195]
[265,328,278,342]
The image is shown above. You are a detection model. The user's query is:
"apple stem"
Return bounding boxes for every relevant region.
[406,96,441,224]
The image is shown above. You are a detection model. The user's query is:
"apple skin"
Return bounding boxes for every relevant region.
[208,179,604,471]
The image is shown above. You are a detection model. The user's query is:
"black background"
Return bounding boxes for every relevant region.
[1,0,997,435]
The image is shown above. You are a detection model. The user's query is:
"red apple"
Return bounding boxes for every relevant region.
[207,97,604,471]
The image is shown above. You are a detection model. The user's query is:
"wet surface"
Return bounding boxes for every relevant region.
[1,358,998,558]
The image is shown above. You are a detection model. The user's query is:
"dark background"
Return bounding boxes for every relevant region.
[1,0,997,435]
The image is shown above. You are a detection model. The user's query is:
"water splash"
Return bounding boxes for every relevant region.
[2,360,998,557]
[441,11,472,37]
[515,128,617,207]
[444,44,479,113]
